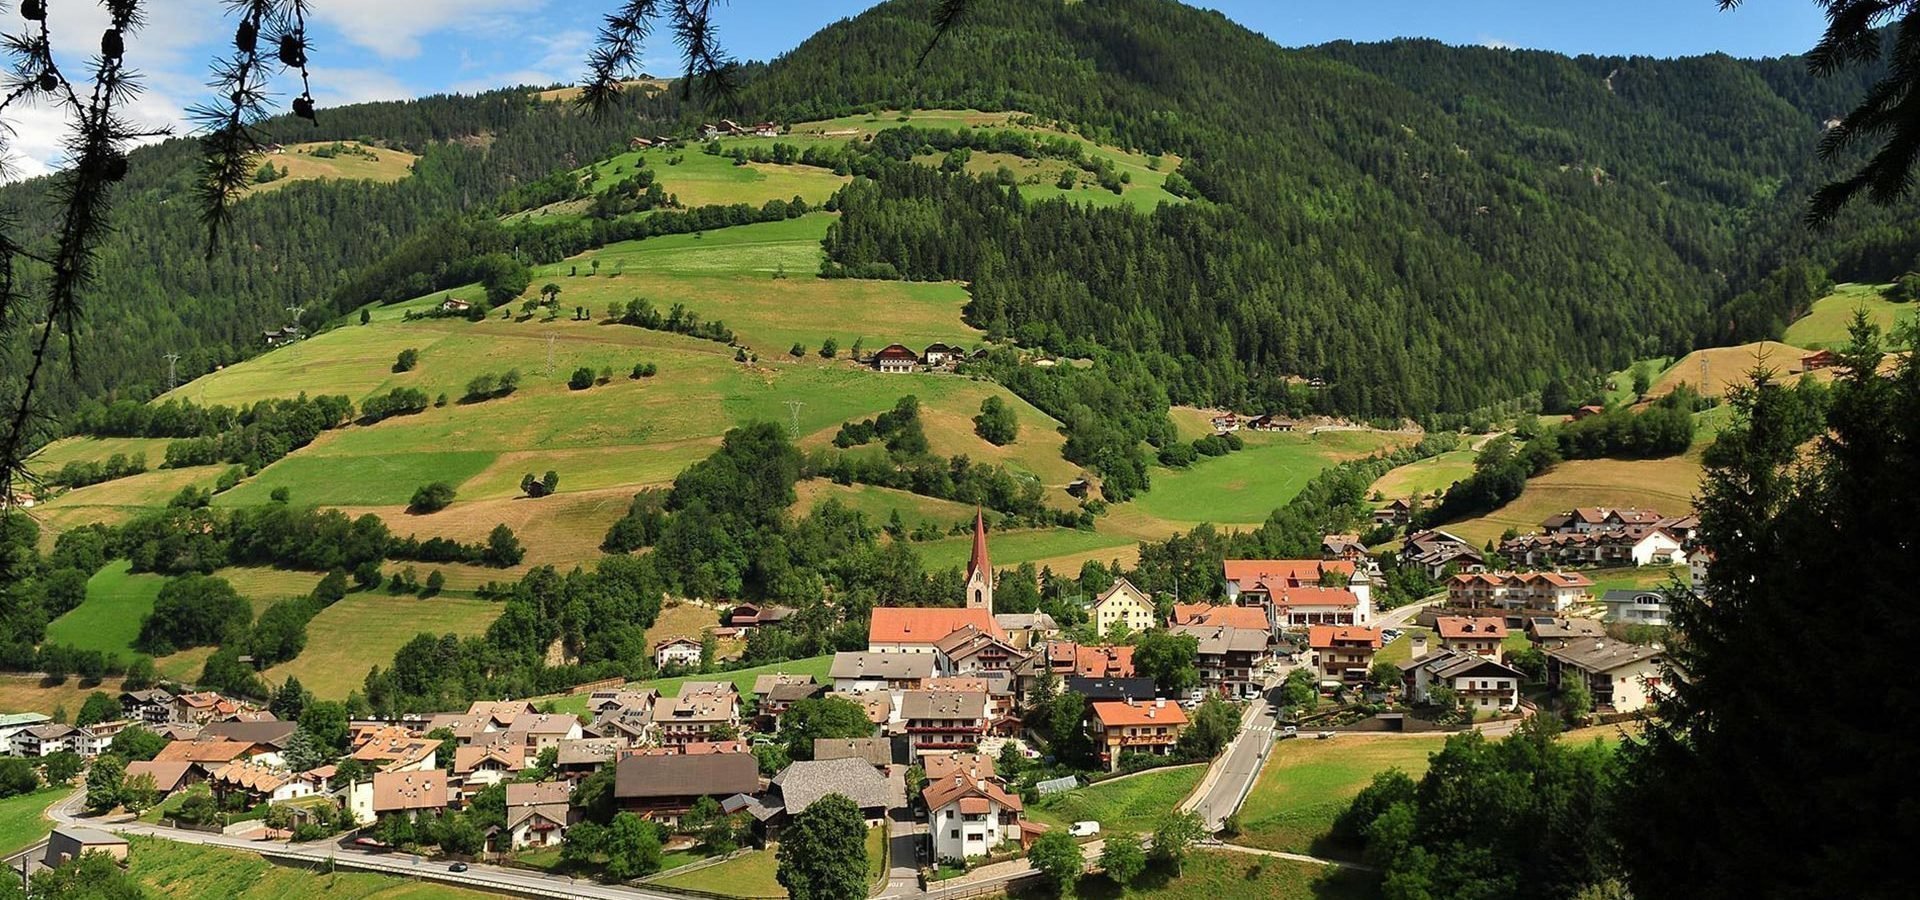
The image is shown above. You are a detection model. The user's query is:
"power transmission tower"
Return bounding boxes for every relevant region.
[785,401,804,440]
[164,352,180,390]
[285,305,305,339]
[547,335,557,378]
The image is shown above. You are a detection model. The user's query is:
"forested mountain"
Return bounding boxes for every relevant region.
[749,0,1920,415]
[7,0,1917,445]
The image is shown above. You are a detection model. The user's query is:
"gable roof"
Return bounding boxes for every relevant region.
[1172,623,1270,654]
[921,769,1021,815]
[899,690,988,721]
[1270,586,1360,610]
[1091,577,1152,611]
[1063,676,1157,702]
[152,739,253,765]
[1222,559,1354,592]
[869,606,1002,646]
[613,752,759,799]
[813,737,892,767]
[751,673,816,695]
[1091,699,1188,728]
[925,752,994,783]
[774,757,894,813]
[124,760,193,793]
[830,651,936,681]
[372,770,449,812]
[200,720,297,749]
[1170,603,1269,631]
[1547,640,1664,672]
[1434,616,1509,640]
[1308,625,1383,650]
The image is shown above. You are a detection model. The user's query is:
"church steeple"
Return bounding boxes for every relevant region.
[965,507,993,613]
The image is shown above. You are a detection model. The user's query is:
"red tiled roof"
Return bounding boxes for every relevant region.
[1170,603,1269,631]
[1091,700,1189,728]
[1308,625,1383,650]
[1270,586,1359,609]
[868,607,1001,645]
[1222,559,1354,591]
[1434,616,1509,640]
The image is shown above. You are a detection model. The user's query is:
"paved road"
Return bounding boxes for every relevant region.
[1185,678,1282,832]
[1378,593,1445,630]
[44,791,697,900]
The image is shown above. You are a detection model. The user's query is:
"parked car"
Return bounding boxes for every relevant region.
[1382,628,1402,642]
[1279,725,1298,739]
[1068,821,1101,838]
[1317,730,1336,740]
[448,862,469,873]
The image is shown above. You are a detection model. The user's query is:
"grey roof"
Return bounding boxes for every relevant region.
[830,652,935,681]
[1064,676,1157,702]
[813,737,893,767]
[992,613,1058,632]
[1547,640,1664,672]
[201,719,298,748]
[1172,623,1269,654]
[899,690,987,721]
[1425,652,1524,680]
[773,757,893,813]
[765,682,828,704]
[613,753,759,799]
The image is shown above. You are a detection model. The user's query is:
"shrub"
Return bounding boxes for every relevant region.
[393,348,419,373]
[569,367,596,390]
[408,482,456,514]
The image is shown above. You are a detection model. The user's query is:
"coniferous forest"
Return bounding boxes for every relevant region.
[5,0,1919,441]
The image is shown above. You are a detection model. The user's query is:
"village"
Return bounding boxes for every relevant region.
[1,500,1691,897]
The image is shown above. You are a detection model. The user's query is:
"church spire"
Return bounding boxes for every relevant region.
[965,507,993,612]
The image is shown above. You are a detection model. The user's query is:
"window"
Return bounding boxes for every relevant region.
[950,830,959,839]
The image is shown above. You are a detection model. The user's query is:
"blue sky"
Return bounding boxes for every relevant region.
[0,1,1832,179]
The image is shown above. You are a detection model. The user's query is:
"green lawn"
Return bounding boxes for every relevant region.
[1369,449,1475,503]
[1014,850,1377,900]
[653,848,785,898]
[568,145,850,209]
[217,449,499,508]
[1586,565,1690,597]
[1233,735,1448,859]
[45,561,166,655]
[122,835,493,899]
[534,654,837,717]
[1784,282,1917,350]
[1134,431,1411,526]
[1027,765,1206,836]
[0,788,67,856]
[264,593,504,700]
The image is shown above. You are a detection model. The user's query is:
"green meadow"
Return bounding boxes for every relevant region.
[1784,282,1916,350]
[1026,764,1206,835]
[45,561,166,655]
[1369,447,1477,502]
[913,526,1134,573]
[1132,430,1412,527]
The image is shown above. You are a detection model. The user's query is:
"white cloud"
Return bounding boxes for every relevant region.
[1,0,222,179]
[311,0,549,59]
[450,29,593,93]
[308,66,418,107]
[1479,35,1517,50]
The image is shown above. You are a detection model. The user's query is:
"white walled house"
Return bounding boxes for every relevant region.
[1601,589,1673,627]
[655,637,704,669]
[1408,652,1524,713]
[923,768,1027,861]
[1546,640,1670,714]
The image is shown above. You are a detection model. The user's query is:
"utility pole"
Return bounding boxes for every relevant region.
[785,401,804,440]
[164,352,180,390]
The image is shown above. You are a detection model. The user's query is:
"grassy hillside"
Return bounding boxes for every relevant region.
[1026,764,1205,835]
[244,141,418,197]
[1784,282,1917,350]
[1446,452,1705,546]
[1648,340,1816,399]
[1369,447,1476,503]
[1131,430,1415,528]
[265,594,502,699]
[0,788,66,857]
[45,561,164,655]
